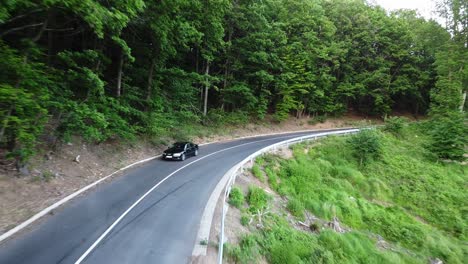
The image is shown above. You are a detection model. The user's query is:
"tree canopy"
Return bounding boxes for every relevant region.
[0,0,465,163]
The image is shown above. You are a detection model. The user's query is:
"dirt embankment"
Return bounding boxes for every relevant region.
[0,114,380,236]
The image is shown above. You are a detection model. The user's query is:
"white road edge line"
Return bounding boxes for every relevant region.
[0,127,349,244]
[0,156,160,244]
[74,134,307,264]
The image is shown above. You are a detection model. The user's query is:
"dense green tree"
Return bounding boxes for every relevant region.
[0,0,463,166]
[428,0,467,161]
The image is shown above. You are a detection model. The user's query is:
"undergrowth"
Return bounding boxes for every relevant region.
[225,124,467,264]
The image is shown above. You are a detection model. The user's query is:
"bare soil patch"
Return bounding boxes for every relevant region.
[0,139,163,235]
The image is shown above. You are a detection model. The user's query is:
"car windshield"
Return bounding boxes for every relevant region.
[172,143,186,149]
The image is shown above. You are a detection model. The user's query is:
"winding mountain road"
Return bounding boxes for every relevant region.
[0,129,346,264]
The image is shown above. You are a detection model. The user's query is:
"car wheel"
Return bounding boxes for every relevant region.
[194,150,198,156]
[181,154,186,161]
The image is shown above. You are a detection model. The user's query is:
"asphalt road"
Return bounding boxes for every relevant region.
[0,129,343,264]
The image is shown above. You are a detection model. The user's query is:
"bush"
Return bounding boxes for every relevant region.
[308,115,327,125]
[316,115,327,123]
[225,235,260,263]
[247,186,270,213]
[347,129,383,165]
[241,215,250,226]
[229,187,245,209]
[384,116,407,135]
[251,165,265,182]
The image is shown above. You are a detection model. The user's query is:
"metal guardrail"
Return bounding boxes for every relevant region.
[217,128,360,263]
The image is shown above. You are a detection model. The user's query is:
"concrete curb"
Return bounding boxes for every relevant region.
[0,126,352,244]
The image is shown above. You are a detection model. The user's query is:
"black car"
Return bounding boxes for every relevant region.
[162,142,199,161]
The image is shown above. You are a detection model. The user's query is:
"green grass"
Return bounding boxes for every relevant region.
[247,186,270,214]
[229,186,245,209]
[287,198,305,219]
[226,124,467,263]
[251,164,266,182]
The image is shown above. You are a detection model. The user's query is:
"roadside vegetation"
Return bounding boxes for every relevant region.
[226,123,467,264]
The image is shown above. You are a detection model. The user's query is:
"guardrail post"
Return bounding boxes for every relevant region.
[218,205,225,264]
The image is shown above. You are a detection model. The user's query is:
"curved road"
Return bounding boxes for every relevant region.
[0,129,344,264]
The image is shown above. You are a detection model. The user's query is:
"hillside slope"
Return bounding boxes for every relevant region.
[223,124,467,263]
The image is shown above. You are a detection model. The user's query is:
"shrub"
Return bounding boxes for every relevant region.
[384,116,407,135]
[229,187,245,209]
[347,129,383,165]
[225,235,260,263]
[308,115,327,125]
[316,115,327,123]
[251,165,265,182]
[308,118,318,125]
[247,186,270,213]
[241,215,250,226]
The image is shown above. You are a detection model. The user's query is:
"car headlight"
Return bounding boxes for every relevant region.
[173,153,182,157]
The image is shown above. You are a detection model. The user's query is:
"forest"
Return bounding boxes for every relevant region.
[0,0,466,166]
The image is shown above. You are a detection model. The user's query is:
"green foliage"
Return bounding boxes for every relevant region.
[240,215,249,226]
[0,0,461,171]
[251,164,265,182]
[252,127,467,263]
[205,109,249,127]
[347,130,383,165]
[247,186,270,214]
[228,126,466,263]
[308,115,327,125]
[265,167,278,189]
[315,115,327,123]
[0,42,50,161]
[224,235,260,263]
[228,187,245,209]
[428,112,467,161]
[287,198,305,219]
[384,116,407,136]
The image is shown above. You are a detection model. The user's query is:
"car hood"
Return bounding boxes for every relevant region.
[164,147,184,154]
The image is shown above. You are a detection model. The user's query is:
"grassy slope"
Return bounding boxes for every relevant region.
[226,124,467,264]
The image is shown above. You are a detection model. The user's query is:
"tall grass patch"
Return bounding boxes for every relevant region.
[252,124,467,263]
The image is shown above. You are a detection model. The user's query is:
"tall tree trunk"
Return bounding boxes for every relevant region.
[195,47,199,73]
[221,27,233,111]
[47,9,56,65]
[203,61,210,116]
[116,50,124,97]
[146,59,155,105]
[461,90,466,112]
[0,108,13,145]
